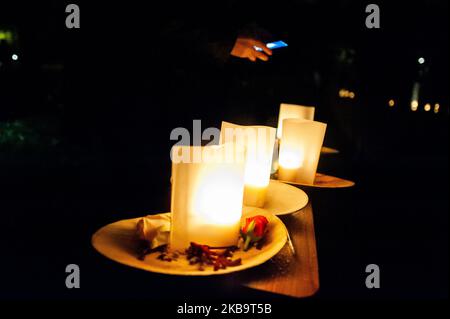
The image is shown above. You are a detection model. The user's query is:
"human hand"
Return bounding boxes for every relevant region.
[230,37,272,62]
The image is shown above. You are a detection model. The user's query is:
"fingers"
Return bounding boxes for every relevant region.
[252,40,272,56]
[254,50,269,61]
[247,51,268,62]
[232,37,272,62]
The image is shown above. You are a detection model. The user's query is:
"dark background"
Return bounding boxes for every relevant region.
[1,0,448,302]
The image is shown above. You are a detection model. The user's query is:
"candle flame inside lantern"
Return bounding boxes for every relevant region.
[194,168,244,225]
[220,122,276,207]
[278,119,327,184]
[279,149,304,169]
[170,144,246,251]
[244,162,271,187]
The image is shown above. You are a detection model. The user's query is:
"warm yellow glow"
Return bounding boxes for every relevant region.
[434,103,440,114]
[339,89,355,99]
[388,99,395,107]
[411,100,419,111]
[279,150,303,169]
[220,122,276,207]
[424,103,431,112]
[170,144,246,251]
[244,162,271,187]
[278,119,327,184]
[276,103,315,139]
[194,168,244,225]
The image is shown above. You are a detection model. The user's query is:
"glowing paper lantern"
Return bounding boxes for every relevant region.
[277,103,315,139]
[278,119,327,184]
[220,122,276,208]
[170,144,246,251]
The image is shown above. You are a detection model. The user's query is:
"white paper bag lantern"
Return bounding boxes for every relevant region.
[220,122,276,208]
[277,103,315,139]
[170,144,246,251]
[278,119,327,184]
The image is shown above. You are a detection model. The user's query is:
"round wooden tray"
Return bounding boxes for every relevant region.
[277,173,355,189]
[92,208,287,276]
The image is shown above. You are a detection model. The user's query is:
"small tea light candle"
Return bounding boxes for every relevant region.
[277,103,315,139]
[170,144,246,251]
[278,119,327,185]
[220,122,276,208]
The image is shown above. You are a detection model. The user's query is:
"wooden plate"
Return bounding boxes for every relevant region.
[248,180,309,215]
[91,208,287,276]
[279,173,355,188]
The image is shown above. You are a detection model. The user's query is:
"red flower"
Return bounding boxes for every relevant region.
[241,215,269,251]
